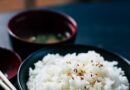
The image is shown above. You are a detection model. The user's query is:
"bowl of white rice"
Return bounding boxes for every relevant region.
[17,45,130,90]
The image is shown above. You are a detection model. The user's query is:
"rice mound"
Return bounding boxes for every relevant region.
[27,51,129,90]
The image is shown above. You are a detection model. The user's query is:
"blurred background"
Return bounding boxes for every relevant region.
[0,0,130,59]
[0,0,114,12]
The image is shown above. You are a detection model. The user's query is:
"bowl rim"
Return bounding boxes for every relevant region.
[8,9,77,45]
[17,44,130,90]
[0,47,22,80]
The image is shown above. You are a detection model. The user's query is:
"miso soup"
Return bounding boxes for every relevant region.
[24,32,71,44]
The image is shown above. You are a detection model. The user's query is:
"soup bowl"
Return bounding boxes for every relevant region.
[8,10,77,59]
[17,45,130,90]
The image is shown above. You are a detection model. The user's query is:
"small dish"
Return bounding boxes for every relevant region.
[17,45,130,90]
[8,10,77,59]
[0,47,21,81]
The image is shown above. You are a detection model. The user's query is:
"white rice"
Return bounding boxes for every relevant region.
[27,51,129,90]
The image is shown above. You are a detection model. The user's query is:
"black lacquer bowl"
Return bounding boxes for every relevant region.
[17,45,130,90]
[0,47,21,89]
[0,47,21,81]
[8,10,77,59]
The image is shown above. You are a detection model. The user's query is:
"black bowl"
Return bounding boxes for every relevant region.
[0,47,21,81]
[8,10,77,59]
[17,45,130,90]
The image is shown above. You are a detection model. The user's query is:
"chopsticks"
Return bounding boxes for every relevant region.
[0,71,17,90]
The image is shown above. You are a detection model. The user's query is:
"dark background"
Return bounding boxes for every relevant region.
[0,1,130,60]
